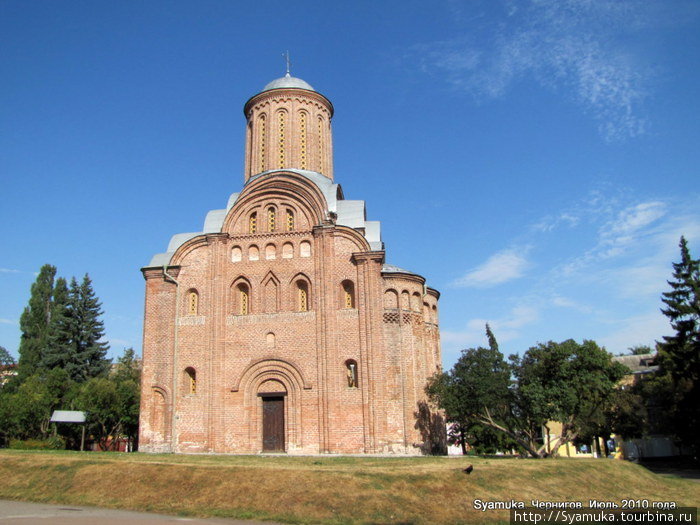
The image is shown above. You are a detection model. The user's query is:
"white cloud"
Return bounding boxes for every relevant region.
[0,318,17,325]
[552,198,677,278]
[407,0,669,140]
[532,212,581,233]
[454,248,531,287]
[592,212,700,300]
[0,268,20,273]
[603,201,666,238]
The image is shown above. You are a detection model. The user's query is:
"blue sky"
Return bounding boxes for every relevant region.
[1,0,699,367]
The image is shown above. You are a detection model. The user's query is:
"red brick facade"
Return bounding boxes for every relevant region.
[139,74,441,454]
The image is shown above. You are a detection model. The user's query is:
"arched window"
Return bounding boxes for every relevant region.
[286,209,294,231]
[299,111,308,169]
[282,242,293,259]
[384,289,399,308]
[258,114,266,172]
[317,116,324,173]
[345,360,358,388]
[184,367,196,395]
[267,206,276,232]
[265,243,276,260]
[151,388,167,438]
[231,246,242,262]
[187,290,198,315]
[401,290,410,310]
[297,281,309,312]
[411,292,422,312]
[249,245,259,261]
[300,240,311,257]
[341,280,355,309]
[277,111,286,168]
[249,212,257,234]
[237,283,250,315]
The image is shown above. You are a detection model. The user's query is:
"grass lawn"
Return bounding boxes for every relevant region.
[0,450,697,524]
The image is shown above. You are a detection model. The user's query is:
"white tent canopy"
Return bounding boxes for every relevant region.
[50,410,86,424]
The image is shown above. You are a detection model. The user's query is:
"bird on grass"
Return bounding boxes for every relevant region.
[463,464,474,474]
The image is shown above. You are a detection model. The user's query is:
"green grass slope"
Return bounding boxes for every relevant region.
[0,450,697,524]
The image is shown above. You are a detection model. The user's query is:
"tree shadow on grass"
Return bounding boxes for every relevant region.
[639,457,700,482]
[414,401,447,456]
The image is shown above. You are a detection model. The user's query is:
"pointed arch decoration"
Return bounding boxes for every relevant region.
[262,271,281,313]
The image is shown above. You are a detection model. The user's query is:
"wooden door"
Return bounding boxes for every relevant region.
[262,396,285,452]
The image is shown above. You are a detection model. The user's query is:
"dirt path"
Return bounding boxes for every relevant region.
[0,500,285,525]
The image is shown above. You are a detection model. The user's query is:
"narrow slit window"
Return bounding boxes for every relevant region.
[187,290,198,315]
[342,280,355,309]
[286,209,294,231]
[299,112,307,169]
[241,289,249,315]
[185,367,196,395]
[237,283,250,315]
[278,112,285,168]
[297,281,309,312]
[259,115,266,172]
[317,116,324,173]
[345,360,358,388]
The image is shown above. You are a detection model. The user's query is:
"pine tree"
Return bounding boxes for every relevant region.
[65,275,111,381]
[485,323,499,352]
[17,264,56,380]
[657,236,700,454]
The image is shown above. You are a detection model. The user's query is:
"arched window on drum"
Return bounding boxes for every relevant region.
[341,280,355,309]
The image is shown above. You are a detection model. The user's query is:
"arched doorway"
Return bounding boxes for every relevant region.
[258,379,287,452]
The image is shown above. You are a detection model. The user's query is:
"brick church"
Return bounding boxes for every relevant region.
[138,71,442,454]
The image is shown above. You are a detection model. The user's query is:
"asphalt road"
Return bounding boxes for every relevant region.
[0,500,285,525]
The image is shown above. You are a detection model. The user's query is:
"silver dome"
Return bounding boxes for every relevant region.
[262,73,315,92]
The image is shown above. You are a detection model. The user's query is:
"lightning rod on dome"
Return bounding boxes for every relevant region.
[283,50,291,76]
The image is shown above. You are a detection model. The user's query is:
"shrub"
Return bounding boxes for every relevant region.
[9,437,65,450]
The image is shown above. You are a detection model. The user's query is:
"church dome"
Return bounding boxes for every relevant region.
[262,73,315,92]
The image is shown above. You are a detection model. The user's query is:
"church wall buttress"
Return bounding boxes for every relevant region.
[140,268,179,453]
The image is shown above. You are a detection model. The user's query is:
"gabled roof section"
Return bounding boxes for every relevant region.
[144,169,384,268]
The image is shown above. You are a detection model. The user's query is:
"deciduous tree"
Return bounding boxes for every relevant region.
[428,330,626,458]
[0,346,14,367]
[17,264,56,380]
